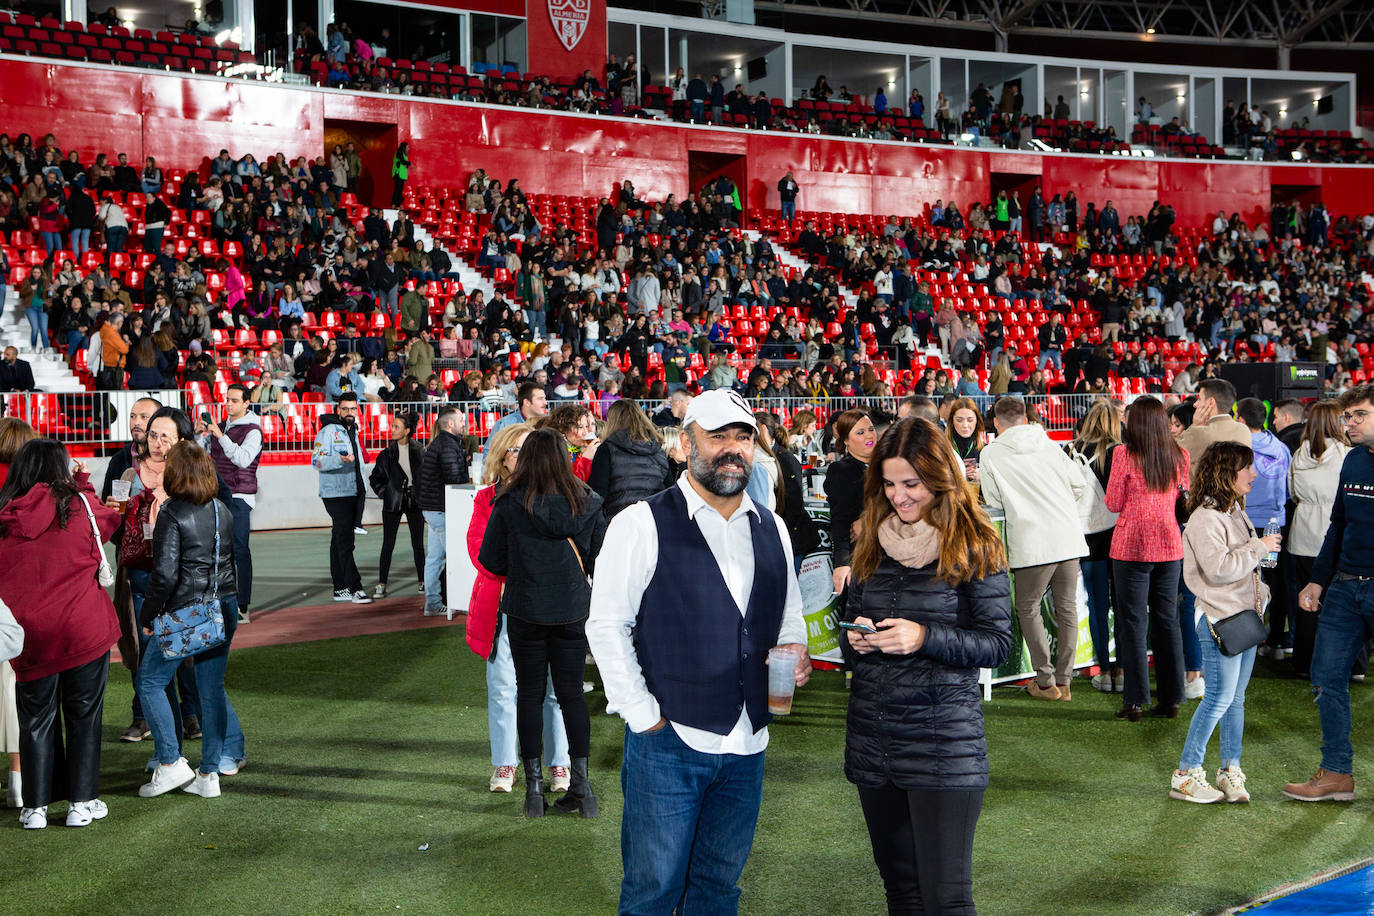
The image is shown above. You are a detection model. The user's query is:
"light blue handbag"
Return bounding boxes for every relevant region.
[152,501,226,661]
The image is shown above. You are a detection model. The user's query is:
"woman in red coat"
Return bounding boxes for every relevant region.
[465,421,569,795]
[0,439,121,830]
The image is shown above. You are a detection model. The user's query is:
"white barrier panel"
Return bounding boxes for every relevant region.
[445,485,478,618]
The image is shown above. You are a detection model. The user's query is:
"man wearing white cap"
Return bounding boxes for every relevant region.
[587,389,811,915]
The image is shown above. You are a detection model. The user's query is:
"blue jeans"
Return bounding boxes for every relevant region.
[524,308,546,339]
[1178,615,1256,770]
[423,510,446,612]
[619,724,765,915]
[138,596,242,773]
[1081,558,1113,672]
[128,568,199,723]
[780,200,795,223]
[1311,578,1374,775]
[69,228,90,257]
[1039,348,1063,372]
[41,231,61,255]
[487,625,568,767]
[25,307,48,350]
[143,226,164,255]
[689,99,704,121]
[105,225,128,253]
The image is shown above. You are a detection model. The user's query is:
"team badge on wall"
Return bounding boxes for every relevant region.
[548,0,591,51]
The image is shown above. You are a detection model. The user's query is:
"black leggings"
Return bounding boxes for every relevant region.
[378,508,425,584]
[17,652,110,808]
[858,784,983,916]
[505,616,591,760]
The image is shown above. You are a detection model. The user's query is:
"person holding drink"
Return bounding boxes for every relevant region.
[842,417,1012,914]
[587,389,810,915]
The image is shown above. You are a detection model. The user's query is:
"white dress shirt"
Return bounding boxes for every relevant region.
[586,475,807,756]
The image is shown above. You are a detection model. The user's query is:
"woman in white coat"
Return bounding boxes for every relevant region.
[1287,401,1353,678]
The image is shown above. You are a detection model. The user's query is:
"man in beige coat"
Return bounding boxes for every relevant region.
[1177,378,1251,473]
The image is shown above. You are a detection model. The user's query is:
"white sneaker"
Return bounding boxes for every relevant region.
[354,526,367,536]
[1091,674,1114,693]
[549,766,570,793]
[65,798,108,826]
[422,604,446,617]
[333,588,353,602]
[489,765,516,793]
[1170,767,1224,803]
[19,805,46,829]
[183,772,221,798]
[373,583,387,599]
[1185,677,1206,700]
[139,757,196,797]
[6,771,19,809]
[1216,765,1250,803]
[219,757,245,777]
[351,590,373,604]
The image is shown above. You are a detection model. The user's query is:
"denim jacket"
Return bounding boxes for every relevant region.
[312,415,366,498]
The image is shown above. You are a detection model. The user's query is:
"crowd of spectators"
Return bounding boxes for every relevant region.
[2,130,1374,445]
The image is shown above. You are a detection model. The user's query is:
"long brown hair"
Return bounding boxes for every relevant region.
[851,419,1006,585]
[1301,400,1348,461]
[500,427,589,515]
[601,398,658,443]
[1121,397,1185,492]
[832,409,871,456]
[1187,441,1253,516]
[163,441,219,505]
[0,417,37,465]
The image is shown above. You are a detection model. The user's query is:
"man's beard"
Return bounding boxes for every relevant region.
[688,439,752,497]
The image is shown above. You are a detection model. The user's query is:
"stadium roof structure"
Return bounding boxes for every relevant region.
[738,0,1374,53]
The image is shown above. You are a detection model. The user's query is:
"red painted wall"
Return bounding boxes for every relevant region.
[5,56,1373,226]
[525,0,606,85]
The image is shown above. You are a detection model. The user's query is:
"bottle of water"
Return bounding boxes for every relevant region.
[1261,517,1280,568]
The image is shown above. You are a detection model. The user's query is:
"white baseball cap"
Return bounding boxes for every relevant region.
[682,390,756,432]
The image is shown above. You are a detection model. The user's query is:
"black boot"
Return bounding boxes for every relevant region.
[522,758,545,818]
[552,757,598,818]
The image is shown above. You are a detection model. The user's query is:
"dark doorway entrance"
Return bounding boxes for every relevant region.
[1271,183,1322,211]
[989,171,1040,230]
[324,120,399,209]
[689,151,747,227]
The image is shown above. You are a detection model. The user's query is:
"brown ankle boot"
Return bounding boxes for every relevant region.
[1283,768,1355,802]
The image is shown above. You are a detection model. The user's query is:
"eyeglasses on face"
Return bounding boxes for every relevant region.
[1343,409,1371,424]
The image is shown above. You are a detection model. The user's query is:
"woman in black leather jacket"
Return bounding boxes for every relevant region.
[136,442,239,801]
[368,412,426,599]
[843,418,1013,915]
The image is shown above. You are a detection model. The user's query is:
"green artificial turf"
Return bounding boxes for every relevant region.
[8,629,1374,916]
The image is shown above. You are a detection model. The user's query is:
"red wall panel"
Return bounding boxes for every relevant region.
[6,57,1374,227]
[525,0,606,86]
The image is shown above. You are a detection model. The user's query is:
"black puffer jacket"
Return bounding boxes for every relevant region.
[587,430,675,518]
[139,497,237,629]
[418,429,469,511]
[370,439,426,513]
[843,557,1012,791]
[478,488,607,626]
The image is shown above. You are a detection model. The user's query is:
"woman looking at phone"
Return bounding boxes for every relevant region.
[842,417,1012,912]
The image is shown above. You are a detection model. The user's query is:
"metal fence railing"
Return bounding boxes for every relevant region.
[5,388,1146,456]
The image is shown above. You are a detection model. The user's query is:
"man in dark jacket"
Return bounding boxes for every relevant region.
[686,74,709,122]
[370,252,404,317]
[1273,399,1306,454]
[0,347,37,392]
[418,406,470,617]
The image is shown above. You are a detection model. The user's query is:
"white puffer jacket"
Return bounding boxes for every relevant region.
[1288,438,1351,557]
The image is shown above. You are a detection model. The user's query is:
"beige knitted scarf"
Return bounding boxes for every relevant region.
[876,515,941,569]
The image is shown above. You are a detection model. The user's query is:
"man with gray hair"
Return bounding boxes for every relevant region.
[588,389,810,913]
[651,389,692,429]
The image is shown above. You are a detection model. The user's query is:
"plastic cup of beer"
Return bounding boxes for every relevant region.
[767,646,801,715]
[110,479,131,512]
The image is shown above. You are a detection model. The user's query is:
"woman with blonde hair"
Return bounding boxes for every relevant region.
[464,422,570,796]
[1171,441,1279,803]
[844,417,1012,911]
[1288,401,1352,677]
[1072,400,1124,692]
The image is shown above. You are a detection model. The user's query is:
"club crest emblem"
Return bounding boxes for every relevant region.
[548,0,591,51]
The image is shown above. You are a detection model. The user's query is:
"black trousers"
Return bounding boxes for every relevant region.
[379,507,425,584]
[16,652,110,808]
[322,495,364,592]
[1292,555,1371,678]
[1264,562,1291,648]
[1114,559,1184,708]
[858,784,983,915]
[505,616,591,760]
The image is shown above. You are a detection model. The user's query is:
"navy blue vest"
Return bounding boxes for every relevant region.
[636,485,788,736]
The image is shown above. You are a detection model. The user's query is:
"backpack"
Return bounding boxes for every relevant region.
[1068,446,1118,535]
